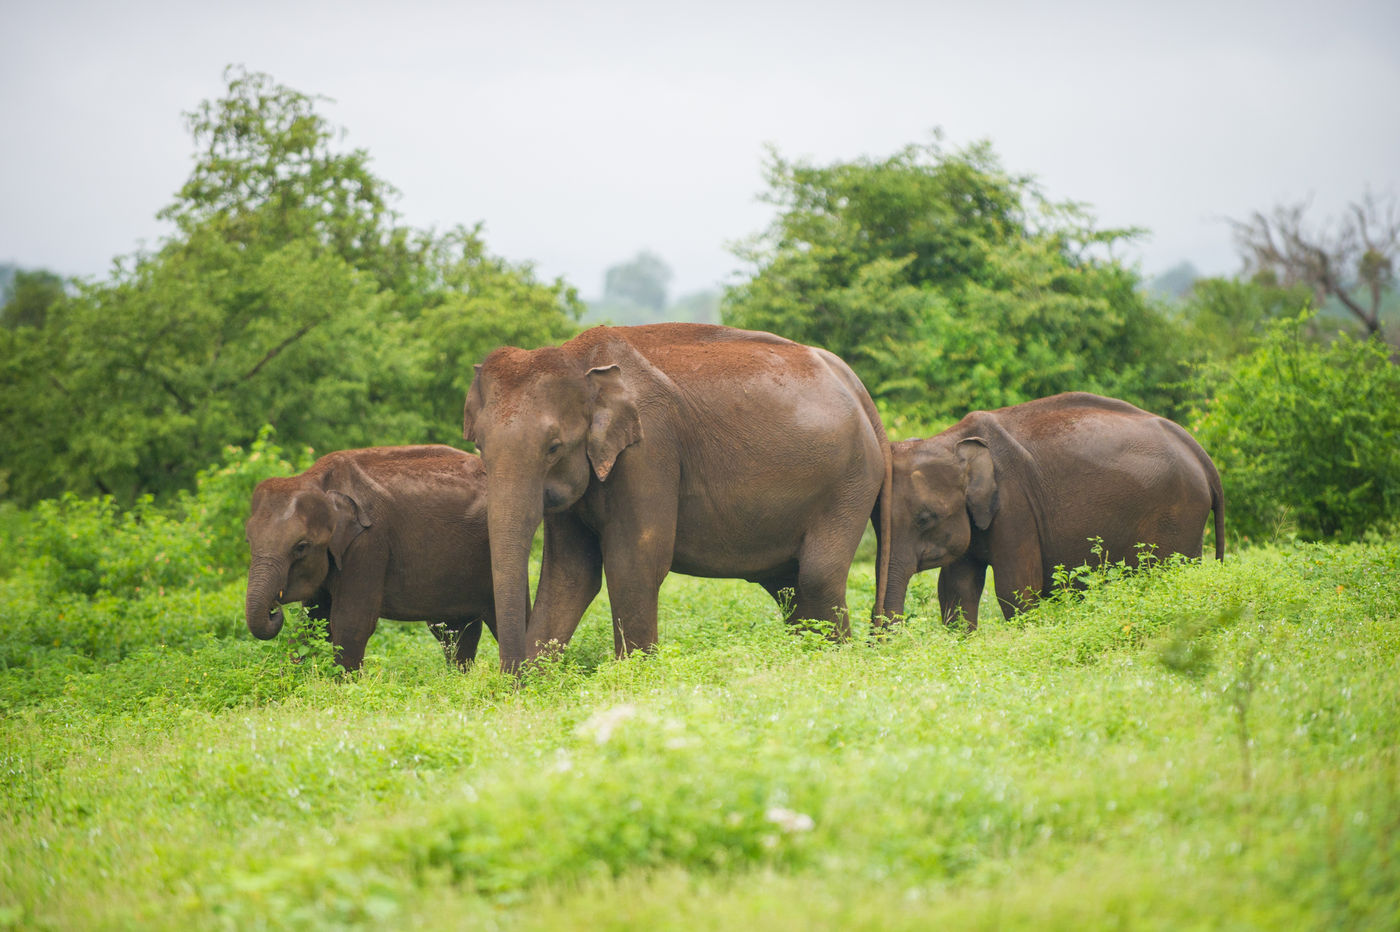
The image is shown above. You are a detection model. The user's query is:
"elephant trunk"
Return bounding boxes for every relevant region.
[485,474,544,672]
[246,556,289,640]
[881,555,918,623]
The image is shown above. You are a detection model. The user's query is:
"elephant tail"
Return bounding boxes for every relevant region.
[1197,439,1226,561]
[866,408,892,624]
[875,438,892,618]
[1171,418,1226,563]
[1211,464,1225,561]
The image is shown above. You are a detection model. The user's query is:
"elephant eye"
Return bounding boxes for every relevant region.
[293,540,310,557]
[547,439,563,456]
[916,509,937,529]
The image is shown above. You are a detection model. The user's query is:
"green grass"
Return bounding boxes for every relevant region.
[2,541,1398,929]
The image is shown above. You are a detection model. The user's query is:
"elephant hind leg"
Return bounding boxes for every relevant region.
[760,567,848,641]
[428,619,487,669]
[791,530,865,641]
[452,619,485,668]
[759,575,800,620]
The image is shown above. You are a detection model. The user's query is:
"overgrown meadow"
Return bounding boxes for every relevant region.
[1,439,1397,929]
[3,69,1399,930]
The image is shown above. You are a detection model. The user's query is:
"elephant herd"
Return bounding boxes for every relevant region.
[244,323,1224,671]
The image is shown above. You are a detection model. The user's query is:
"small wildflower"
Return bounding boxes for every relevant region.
[575,704,638,745]
[765,807,815,833]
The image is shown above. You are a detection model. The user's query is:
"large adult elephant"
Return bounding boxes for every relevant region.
[244,445,495,670]
[883,392,1224,628]
[462,323,892,670]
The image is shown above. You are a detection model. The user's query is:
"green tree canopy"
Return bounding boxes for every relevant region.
[723,137,1189,432]
[160,66,422,298]
[1178,275,1315,360]
[0,68,580,506]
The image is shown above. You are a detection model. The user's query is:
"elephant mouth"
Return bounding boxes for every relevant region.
[255,604,285,639]
[256,590,285,641]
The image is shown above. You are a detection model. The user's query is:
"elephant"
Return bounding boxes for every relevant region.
[461,323,892,671]
[882,392,1224,628]
[243,445,495,670]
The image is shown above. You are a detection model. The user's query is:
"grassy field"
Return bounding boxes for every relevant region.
[2,540,1398,929]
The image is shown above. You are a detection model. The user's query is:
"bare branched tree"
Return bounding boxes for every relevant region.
[1230,190,1398,338]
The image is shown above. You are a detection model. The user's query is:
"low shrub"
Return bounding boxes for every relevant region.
[0,429,309,668]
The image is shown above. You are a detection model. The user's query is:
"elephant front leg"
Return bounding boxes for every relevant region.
[937,558,987,631]
[600,522,674,658]
[988,540,1044,622]
[327,544,386,671]
[527,512,603,659]
[328,608,379,671]
[305,592,333,641]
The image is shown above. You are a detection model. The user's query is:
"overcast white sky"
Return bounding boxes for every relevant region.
[3,0,1398,299]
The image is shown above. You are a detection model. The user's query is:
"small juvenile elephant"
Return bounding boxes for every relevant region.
[883,392,1224,628]
[244,445,494,670]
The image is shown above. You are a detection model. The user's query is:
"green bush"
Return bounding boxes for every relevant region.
[0,431,308,669]
[1191,314,1400,541]
[176,426,314,570]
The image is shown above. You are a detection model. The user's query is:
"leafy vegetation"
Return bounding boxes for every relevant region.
[2,64,1399,928]
[1191,314,1400,542]
[722,137,1192,432]
[0,433,307,674]
[0,67,580,507]
[1,463,1396,927]
[0,268,66,331]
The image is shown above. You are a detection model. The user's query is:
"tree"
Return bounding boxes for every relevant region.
[0,68,581,505]
[161,65,423,298]
[411,226,583,437]
[603,251,672,312]
[724,136,1188,431]
[0,268,66,330]
[1229,190,1398,340]
[1178,276,1313,361]
[1144,261,1200,302]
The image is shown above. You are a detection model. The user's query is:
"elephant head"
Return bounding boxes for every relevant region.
[886,436,998,616]
[243,475,370,640]
[462,345,642,668]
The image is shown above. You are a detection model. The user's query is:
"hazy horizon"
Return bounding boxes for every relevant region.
[4,0,1397,299]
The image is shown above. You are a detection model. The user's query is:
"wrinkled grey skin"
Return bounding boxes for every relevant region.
[244,445,495,670]
[883,392,1225,628]
[462,323,892,671]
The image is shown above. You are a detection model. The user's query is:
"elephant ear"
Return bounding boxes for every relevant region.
[957,437,998,530]
[324,459,385,568]
[462,364,484,444]
[586,364,642,481]
[326,490,371,570]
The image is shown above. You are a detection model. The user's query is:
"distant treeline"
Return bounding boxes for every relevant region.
[2,68,1397,540]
